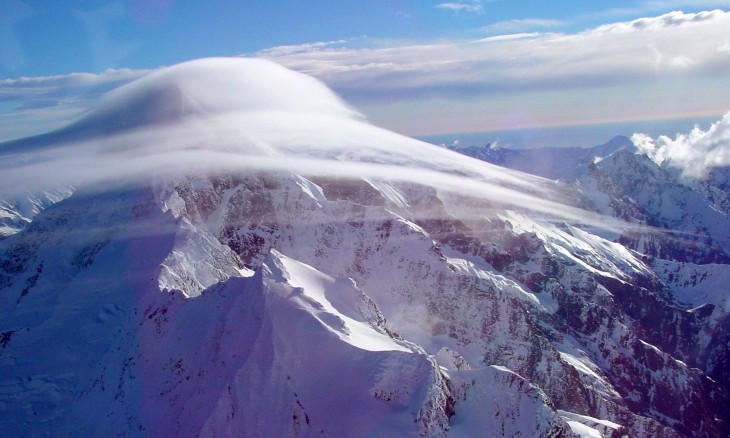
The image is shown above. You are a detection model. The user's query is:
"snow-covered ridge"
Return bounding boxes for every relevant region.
[447,135,635,181]
[453,134,730,308]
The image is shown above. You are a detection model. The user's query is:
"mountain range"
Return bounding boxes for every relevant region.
[1,58,728,437]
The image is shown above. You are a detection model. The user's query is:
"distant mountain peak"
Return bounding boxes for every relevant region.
[450,135,636,180]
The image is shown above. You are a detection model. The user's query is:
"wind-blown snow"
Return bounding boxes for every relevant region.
[0,57,618,229]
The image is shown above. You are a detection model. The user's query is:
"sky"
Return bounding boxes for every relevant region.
[2,0,730,146]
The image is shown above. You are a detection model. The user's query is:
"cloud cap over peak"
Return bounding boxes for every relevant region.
[78,57,363,131]
[1,57,612,231]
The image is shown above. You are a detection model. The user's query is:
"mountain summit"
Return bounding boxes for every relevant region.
[1,58,728,437]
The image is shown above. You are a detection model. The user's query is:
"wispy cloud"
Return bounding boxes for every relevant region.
[253,10,730,133]
[479,18,567,35]
[589,9,725,34]
[435,2,484,14]
[255,38,361,57]
[1,58,620,233]
[0,69,148,103]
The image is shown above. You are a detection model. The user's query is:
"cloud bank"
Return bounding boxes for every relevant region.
[259,10,730,101]
[254,9,730,134]
[0,68,147,105]
[632,111,730,178]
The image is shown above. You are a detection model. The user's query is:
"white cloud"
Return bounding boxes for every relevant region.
[477,33,540,42]
[584,0,730,21]
[480,18,567,35]
[589,9,725,34]
[435,2,484,14]
[0,68,148,99]
[632,111,730,178]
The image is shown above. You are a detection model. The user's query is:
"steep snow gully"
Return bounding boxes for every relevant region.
[1,58,728,437]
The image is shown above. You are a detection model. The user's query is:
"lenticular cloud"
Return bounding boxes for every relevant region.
[632,112,730,179]
[0,57,603,225]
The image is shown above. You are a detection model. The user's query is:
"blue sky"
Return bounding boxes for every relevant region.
[2,0,730,145]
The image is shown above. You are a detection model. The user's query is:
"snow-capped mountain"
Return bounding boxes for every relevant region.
[1,58,728,437]
[452,137,730,312]
[453,136,730,431]
[450,135,634,180]
[0,188,72,238]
